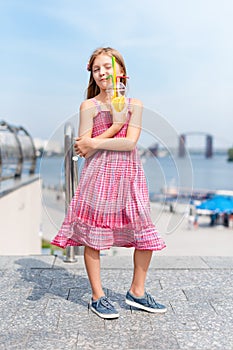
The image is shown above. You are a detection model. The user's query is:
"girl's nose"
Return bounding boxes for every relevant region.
[99,67,106,76]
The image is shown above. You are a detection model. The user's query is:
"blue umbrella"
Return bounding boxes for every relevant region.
[196,195,233,214]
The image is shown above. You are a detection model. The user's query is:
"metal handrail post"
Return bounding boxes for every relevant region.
[0,145,2,181]
[19,126,37,174]
[0,121,23,177]
[0,120,37,181]
[63,122,77,263]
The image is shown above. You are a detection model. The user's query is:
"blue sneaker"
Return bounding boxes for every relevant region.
[125,291,167,313]
[89,296,119,319]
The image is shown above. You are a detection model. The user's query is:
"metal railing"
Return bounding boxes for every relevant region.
[63,122,79,262]
[0,120,37,181]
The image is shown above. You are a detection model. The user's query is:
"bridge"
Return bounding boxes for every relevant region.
[178,132,213,158]
[144,132,214,158]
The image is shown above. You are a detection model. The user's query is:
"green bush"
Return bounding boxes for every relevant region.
[42,239,64,255]
[228,148,233,161]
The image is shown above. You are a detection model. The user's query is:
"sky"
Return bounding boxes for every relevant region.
[0,0,233,149]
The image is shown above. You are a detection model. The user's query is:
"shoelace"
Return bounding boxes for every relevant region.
[145,292,160,307]
[98,296,115,309]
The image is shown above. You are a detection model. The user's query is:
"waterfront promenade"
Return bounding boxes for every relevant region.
[1,254,233,349]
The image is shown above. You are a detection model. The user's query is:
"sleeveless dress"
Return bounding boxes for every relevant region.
[51,98,166,251]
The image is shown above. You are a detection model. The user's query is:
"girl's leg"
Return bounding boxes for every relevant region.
[84,246,105,300]
[129,249,153,297]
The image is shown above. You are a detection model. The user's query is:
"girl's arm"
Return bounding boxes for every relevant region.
[76,99,142,156]
[75,99,129,157]
[78,99,127,137]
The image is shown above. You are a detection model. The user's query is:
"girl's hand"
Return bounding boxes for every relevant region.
[111,99,128,129]
[74,137,96,158]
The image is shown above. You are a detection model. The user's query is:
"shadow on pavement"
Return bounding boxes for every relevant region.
[14,257,128,311]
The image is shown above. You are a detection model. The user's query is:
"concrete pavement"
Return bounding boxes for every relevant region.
[0,254,233,349]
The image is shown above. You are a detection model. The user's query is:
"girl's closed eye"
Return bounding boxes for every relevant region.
[105,65,112,70]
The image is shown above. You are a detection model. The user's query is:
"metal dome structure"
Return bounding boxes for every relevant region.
[0,120,37,181]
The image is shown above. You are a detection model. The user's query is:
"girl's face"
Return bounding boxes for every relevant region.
[92,53,123,91]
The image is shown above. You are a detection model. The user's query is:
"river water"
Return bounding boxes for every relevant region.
[37,153,233,196]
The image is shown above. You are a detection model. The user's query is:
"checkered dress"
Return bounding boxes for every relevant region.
[51,98,166,251]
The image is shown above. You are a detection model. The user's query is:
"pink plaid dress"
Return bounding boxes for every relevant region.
[51,98,166,251]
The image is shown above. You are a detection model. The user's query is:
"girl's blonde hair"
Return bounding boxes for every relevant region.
[86,47,127,99]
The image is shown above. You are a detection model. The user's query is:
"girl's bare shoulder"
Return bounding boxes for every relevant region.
[129,98,143,112]
[79,99,97,119]
[130,98,143,106]
[79,98,95,111]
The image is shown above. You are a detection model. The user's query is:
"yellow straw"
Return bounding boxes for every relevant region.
[112,56,117,98]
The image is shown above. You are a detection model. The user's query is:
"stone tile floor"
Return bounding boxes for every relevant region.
[0,255,233,349]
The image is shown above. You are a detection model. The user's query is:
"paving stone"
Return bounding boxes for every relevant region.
[0,280,15,297]
[0,256,26,270]
[154,287,187,302]
[2,269,22,278]
[129,305,200,331]
[50,277,81,289]
[13,276,51,290]
[47,298,88,314]
[17,268,53,290]
[143,276,163,291]
[158,308,200,332]
[67,287,92,308]
[26,286,51,301]
[207,287,233,298]
[48,285,70,298]
[15,266,41,279]
[14,255,56,269]
[207,271,233,288]
[101,268,133,280]
[154,270,196,292]
[187,270,233,293]
[196,313,230,331]
[104,286,128,299]
[98,255,134,269]
[174,330,233,350]
[77,328,180,349]
[77,329,125,349]
[58,310,105,332]
[105,311,154,331]
[0,310,18,332]
[107,297,131,314]
[26,330,78,350]
[120,329,180,350]
[12,307,60,331]
[210,298,233,316]
[0,329,29,349]
[0,272,23,293]
[105,289,126,302]
[69,268,87,277]
[26,339,77,350]
[150,256,210,269]
[18,298,49,311]
[202,256,233,269]
[182,287,226,302]
[1,255,233,349]
[1,296,49,321]
[171,300,216,318]
[0,288,31,308]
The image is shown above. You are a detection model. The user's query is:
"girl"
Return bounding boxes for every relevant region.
[51,47,166,319]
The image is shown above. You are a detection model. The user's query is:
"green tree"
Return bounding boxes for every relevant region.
[227,147,233,161]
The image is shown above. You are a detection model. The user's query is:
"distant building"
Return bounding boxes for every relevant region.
[33,138,64,156]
